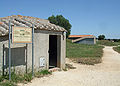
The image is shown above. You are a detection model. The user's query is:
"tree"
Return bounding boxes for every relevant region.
[48,15,72,38]
[98,35,105,40]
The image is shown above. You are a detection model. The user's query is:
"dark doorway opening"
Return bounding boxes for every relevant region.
[49,35,57,69]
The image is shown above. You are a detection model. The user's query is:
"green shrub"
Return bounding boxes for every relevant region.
[11,72,24,83]
[23,73,32,82]
[40,70,51,75]
[0,81,16,86]
[0,76,4,82]
[35,70,51,78]
[0,72,24,83]
[0,72,33,83]
[0,70,52,85]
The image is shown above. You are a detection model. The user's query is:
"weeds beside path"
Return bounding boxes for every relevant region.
[20,46,120,86]
[113,46,120,53]
[0,70,51,86]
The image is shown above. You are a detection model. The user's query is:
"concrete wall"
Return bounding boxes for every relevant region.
[27,31,49,72]
[60,32,66,69]
[0,30,66,74]
[75,38,95,44]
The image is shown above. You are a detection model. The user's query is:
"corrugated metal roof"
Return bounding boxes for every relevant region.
[0,15,66,36]
[69,35,94,38]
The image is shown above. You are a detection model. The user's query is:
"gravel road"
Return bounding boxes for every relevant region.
[19,46,120,86]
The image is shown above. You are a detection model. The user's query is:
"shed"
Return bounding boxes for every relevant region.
[69,35,96,44]
[0,15,66,73]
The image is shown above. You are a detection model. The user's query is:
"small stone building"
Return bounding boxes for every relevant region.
[0,15,66,73]
[69,35,96,44]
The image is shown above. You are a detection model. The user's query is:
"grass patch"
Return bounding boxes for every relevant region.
[0,72,32,83]
[66,39,104,65]
[113,46,120,53]
[0,81,16,86]
[35,70,52,78]
[97,40,120,46]
[23,72,33,82]
[0,70,52,86]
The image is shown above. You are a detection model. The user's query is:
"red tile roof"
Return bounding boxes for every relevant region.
[69,35,93,38]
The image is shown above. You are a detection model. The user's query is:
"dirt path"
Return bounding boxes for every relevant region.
[19,46,120,86]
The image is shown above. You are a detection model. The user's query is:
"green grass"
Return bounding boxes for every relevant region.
[66,39,104,65]
[23,72,33,82]
[67,39,103,58]
[97,40,120,46]
[35,70,52,78]
[0,70,51,86]
[0,72,32,83]
[0,81,16,86]
[113,46,120,53]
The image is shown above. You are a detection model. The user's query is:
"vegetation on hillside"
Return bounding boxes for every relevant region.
[113,46,120,53]
[66,39,104,65]
[97,40,120,46]
[98,35,105,40]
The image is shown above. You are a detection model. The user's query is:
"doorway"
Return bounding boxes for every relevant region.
[49,35,60,69]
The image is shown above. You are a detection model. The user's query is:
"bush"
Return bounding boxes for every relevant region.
[11,72,24,83]
[0,72,24,83]
[0,75,5,82]
[23,73,32,82]
[97,40,119,46]
[0,81,16,86]
[35,70,52,78]
[98,35,105,40]
[40,70,51,75]
[0,70,51,85]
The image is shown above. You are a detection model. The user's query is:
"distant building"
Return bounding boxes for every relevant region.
[68,35,96,44]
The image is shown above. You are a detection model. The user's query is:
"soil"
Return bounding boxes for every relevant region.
[18,46,120,86]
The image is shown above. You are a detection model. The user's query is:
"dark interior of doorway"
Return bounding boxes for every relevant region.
[49,35,57,69]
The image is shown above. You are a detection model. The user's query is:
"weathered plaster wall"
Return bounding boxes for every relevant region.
[0,30,66,74]
[60,32,66,69]
[27,31,49,71]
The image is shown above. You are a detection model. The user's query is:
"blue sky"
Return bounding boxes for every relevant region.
[0,0,120,39]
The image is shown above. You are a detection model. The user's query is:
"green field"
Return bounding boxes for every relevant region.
[66,39,104,65]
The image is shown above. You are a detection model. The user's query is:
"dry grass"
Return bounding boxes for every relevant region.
[70,57,102,65]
